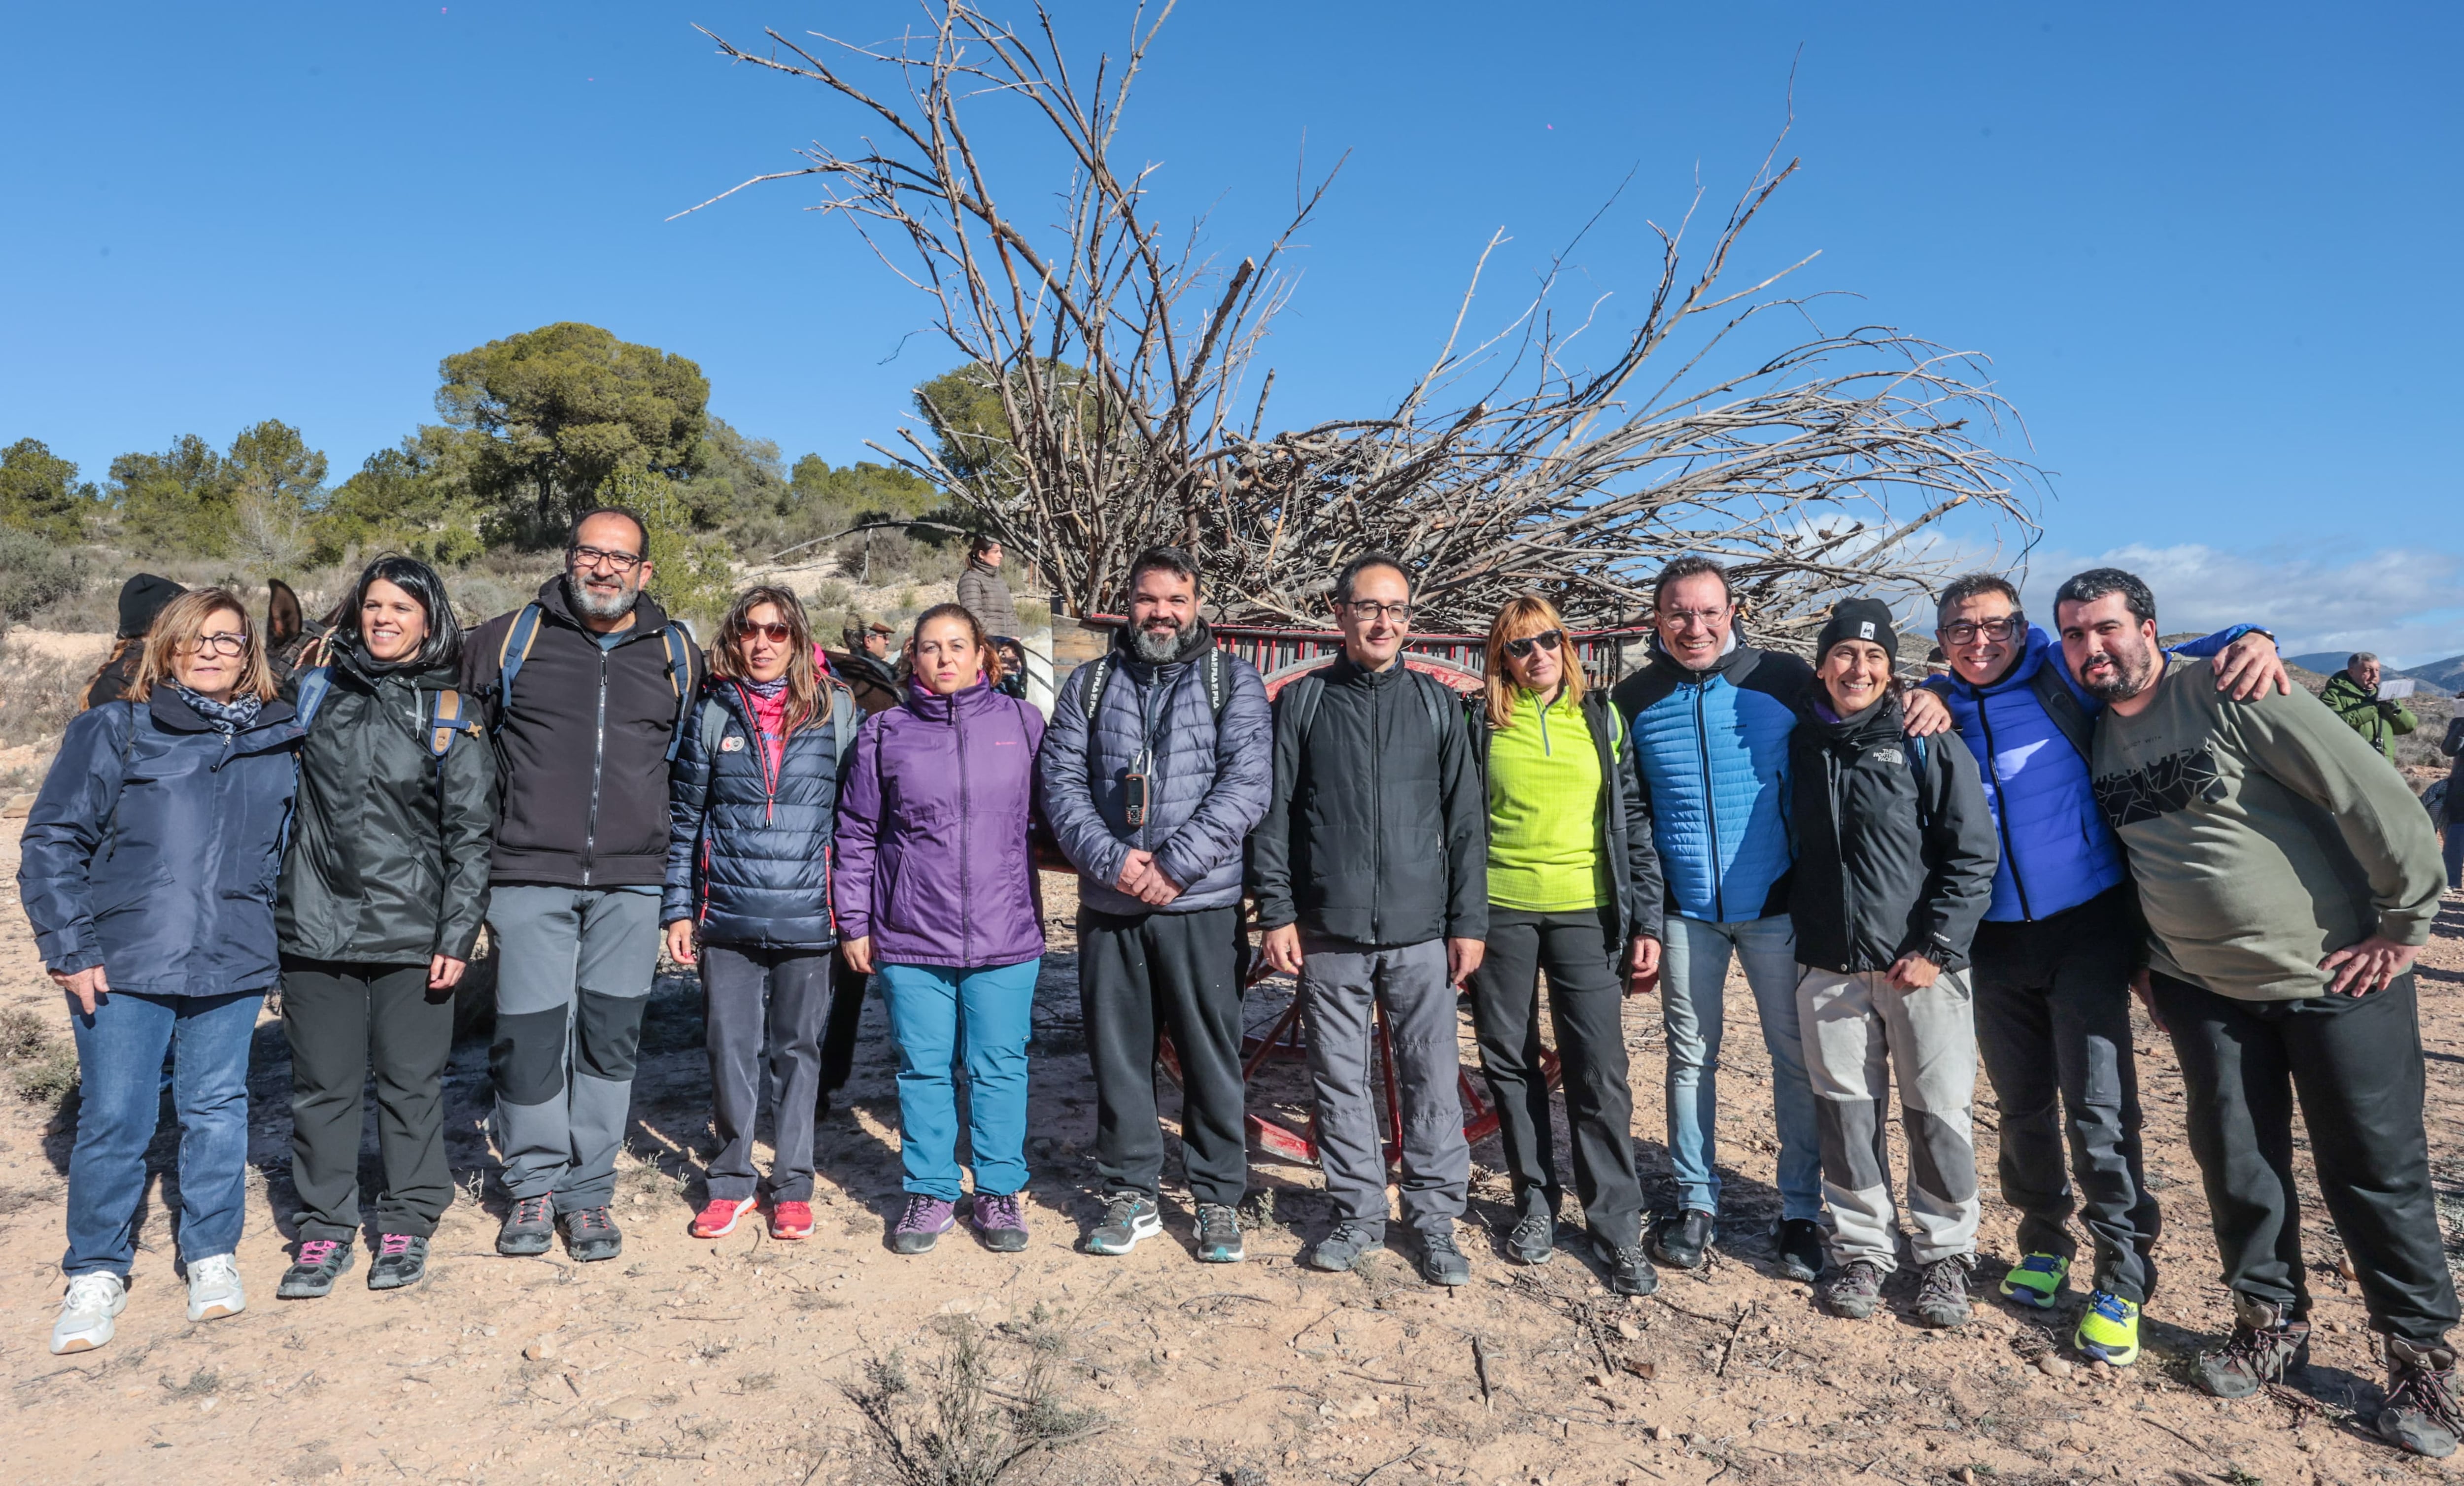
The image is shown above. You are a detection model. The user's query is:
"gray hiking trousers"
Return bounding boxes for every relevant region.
[1299,936,1467,1239]
[1797,965,1980,1271]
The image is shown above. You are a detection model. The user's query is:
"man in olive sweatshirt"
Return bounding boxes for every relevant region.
[2059,567,2459,1459]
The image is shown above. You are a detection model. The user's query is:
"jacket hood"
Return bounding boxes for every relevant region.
[1805,691,1905,748]
[530,574,675,641]
[2321,670,2374,703]
[335,643,462,693]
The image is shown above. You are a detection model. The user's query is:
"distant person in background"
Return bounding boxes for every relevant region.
[78,573,185,710]
[2441,715,2464,890]
[831,615,901,715]
[2324,652,2418,762]
[957,535,1024,641]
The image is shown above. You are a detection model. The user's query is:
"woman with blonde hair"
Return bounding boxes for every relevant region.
[20,588,305,1352]
[1466,593,1667,1295]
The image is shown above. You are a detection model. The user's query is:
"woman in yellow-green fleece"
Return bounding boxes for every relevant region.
[1466,594,1668,1296]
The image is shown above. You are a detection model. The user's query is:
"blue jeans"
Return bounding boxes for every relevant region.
[63,989,262,1278]
[1658,915,1824,1222]
[878,960,1039,1202]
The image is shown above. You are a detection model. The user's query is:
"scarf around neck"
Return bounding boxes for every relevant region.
[172,683,265,735]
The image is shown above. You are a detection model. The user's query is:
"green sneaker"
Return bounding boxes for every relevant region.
[2076,1289,2141,1366]
[1998,1251,2069,1310]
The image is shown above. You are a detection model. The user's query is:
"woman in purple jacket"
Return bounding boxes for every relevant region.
[835,603,1046,1255]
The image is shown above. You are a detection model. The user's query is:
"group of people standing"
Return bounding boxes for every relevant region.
[18,514,2464,1458]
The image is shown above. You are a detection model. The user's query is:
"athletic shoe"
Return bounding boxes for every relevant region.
[1194,1203,1246,1263]
[1774,1218,1824,1283]
[769,1201,815,1240]
[49,1272,127,1354]
[2380,1338,2464,1458]
[562,1207,623,1263]
[1652,1209,1714,1271]
[970,1192,1029,1253]
[1305,1222,1384,1273]
[1912,1255,1974,1329]
[1085,1193,1163,1256]
[1822,1259,1886,1319]
[497,1195,555,1256]
[2195,1294,2310,1399]
[1594,1236,1660,1298]
[689,1196,758,1239]
[1999,1251,2070,1311]
[368,1234,428,1291]
[277,1239,356,1299]
[2075,1289,2141,1366]
[892,1195,956,1255]
[1416,1228,1472,1286]
[1505,1212,1555,1266]
[185,1253,246,1321]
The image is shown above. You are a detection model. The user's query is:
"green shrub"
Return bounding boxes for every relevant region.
[0,529,87,630]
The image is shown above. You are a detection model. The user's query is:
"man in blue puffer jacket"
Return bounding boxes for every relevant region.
[1039,547,1273,1264]
[1924,572,2285,1364]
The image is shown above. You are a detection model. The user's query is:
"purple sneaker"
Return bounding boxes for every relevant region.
[970,1192,1029,1252]
[892,1195,957,1254]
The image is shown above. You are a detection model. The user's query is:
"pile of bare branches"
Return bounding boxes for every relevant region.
[687,1,2042,638]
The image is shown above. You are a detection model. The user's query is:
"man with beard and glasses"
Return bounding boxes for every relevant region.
[463,509,702,1264]
[1038,547,1272,1262]
[2062,567,2460,1458]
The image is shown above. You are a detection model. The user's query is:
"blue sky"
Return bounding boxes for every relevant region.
[5,3,2459,658]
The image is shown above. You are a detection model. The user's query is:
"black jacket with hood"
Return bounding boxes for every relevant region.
[1786,692,1998,975]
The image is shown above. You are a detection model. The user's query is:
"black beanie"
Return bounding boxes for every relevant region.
[116,573,186,640]
[1816,598,1899,666]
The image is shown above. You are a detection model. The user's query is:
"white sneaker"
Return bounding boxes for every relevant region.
[185,1253,246,1322]
[50,1272,127,1354]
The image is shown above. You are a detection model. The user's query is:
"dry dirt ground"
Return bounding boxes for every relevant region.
[4,823,2464,1486]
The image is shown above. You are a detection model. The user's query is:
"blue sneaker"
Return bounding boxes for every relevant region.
[1998,1251,2069,1310]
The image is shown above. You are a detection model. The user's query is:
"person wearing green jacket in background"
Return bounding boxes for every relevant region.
[2323,653,2418,761]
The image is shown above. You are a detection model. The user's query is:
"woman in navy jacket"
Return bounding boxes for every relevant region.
[19,588,304,1354]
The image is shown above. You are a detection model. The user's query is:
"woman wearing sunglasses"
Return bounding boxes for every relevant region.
[1465,595,1667,1295]
[663,587,856,1243]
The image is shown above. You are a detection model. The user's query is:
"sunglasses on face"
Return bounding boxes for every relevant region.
[738,622,794,644]
[1502,629,1565,660]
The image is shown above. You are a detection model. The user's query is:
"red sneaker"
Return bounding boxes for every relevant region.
[769,1201,815,1240]
[689,1196,758,1239]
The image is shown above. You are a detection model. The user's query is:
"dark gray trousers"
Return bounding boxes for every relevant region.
[1300,936,1467,1239]
[1079,906,1251,1209]
[702,943,830,1203]
[1467,906,1643,1248]
[1970,887,2160,1303]
[282,958,455,1241]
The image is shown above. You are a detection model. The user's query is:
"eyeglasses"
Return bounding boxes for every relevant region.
[737,622,794,644]
[1502,630,1565,660]
[1337,600,1412,623]
[1660,606,1730,629]
[182,633,248,657]
[1940,614,2024,645]
[568,545,645,573]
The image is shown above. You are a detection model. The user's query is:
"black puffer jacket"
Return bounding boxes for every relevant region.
[1249,656,1487,946]
[277,647,496,964]
[661,680,850,948]
[1470,688,1665,951]
[1787,693,1998,975]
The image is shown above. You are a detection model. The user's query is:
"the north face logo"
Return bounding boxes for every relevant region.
[1858,621,1876,640]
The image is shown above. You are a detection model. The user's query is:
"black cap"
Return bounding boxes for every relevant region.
[116,573,186,640]
[1816,597,1898,666]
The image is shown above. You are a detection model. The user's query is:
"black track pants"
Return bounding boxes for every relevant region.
[282,958,455,1242]
[1078,905,1250,1209]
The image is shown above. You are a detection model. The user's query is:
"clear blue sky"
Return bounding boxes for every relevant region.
[5,3,2458,657]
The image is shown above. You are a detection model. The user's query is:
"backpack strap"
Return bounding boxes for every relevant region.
[294,666,334,731]
[494,603,543,721]
[694,693,731,803]
[827,680,858,775]
[1906,733,1932,833]
[425,689,472,759]
[1285,673,1325,744]
[1076,654,1115,720]
[660,623,696,764]
[1410,668,1449,742]
[1203,646,1227,721]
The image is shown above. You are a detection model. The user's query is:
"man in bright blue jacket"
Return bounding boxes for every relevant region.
[1924,572,2285,1364]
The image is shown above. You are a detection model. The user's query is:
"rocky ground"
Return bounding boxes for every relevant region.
[3,823,2464,1486]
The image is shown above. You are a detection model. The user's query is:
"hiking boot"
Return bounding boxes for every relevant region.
[1774,1218,1824,1283]
[1085,1193,1163,1256]
[689,1195,758,1239]
[969,1192,1029,1253]
[2380,1338,2464,1458]
[1305,1222,1385,1273]
[1416,1228,1472,1287]
[1594,1236,1660,1298]
[2195,1294,2310,1399]
[1999,1251,2069,1311]
[1505,1212,1556,1266]
[1194,1203,1246,1264]
[497,1195,555,1256]
[185,1253,246,1321]
[368,1234,428,1290]
[277,1239,356,1300]
[2075,1290,2141,1366]
[561,1207,623,1263]
[769,1200,815,1241]
[1652,1209,1714,1271]
[1913,1255,1975,1329]
[891,1195,955,1255]
[49,1272,127,1354]
[1823,1259,1886,1319]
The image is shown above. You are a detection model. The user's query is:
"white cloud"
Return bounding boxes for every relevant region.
[2014,544,2464,668]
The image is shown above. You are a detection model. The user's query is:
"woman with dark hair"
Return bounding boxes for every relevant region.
[272,556,495,1298]
[663,586,854,1242]
[21,589,303,1351]
[834,603,1046,1255]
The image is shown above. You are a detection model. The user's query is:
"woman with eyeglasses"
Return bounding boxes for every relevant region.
[1464,595,1667,1296]
[20,588,306,1352]
[663,587,856,1244]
